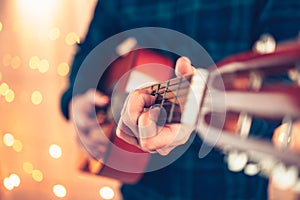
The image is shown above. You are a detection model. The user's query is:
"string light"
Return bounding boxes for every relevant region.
[5,89,15,103]
[32,169,43,182]
[38,59,50,73]
[3,177,14,191]
[9,174,21,187]
[57,62,70,76]
[0,83,9,96]
[31,90,43,105]
[3,174,21,191]
[3,133,15,147]
[99,186,115,200]
[0,22,2,32]
[23,162,34,174]
[65,32,80,45]
[12,139,23,152]
[49,144,62,159]
[53,184,67,198]
[29,56,40,69]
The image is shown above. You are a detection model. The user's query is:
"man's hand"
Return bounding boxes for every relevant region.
[70,89,110,159]
[116,57,196,155]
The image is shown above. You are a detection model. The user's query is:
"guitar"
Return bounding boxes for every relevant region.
[78,36,300,186]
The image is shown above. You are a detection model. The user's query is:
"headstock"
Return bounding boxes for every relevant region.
[194,34,300,190]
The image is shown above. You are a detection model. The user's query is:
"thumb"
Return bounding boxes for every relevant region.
[175,56,195,76]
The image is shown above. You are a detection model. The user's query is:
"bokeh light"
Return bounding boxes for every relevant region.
[9,174,21,187]
[29,56,40,69]
[5,89,15,103]
[31,90,43,105]
[3,177,14,191]
[65,32,80,45]
[12,139,23,152]
[11,56,22,69]
[3,133,15,147]
[23,162,34,174]
[57,62,70,76]
[32,169,43,182]
[99,186,115,200]
[48,27,60,40]
[49,144,62,159]
[0,22,2,32]
[53,184,67,198]
[38,59,50,73]
[0,83,9,96]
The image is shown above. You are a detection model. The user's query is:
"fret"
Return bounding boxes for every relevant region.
[168,77,182,123]
[160,80,170,109]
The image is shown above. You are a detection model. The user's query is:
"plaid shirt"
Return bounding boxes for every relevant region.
[61,0,300,199]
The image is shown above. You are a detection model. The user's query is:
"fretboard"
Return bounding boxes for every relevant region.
[142,69,209,126]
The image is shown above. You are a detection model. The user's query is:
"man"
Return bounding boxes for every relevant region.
[61,1,300,199]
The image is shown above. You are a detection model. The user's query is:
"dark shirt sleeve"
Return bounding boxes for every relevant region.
[60,1,120,120]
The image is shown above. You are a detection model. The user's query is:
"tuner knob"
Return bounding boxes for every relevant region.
[253,34,276,54]
[288,65,300,86]
[271,163,298,190]
[227,150,248,172]
[244,163,260,176]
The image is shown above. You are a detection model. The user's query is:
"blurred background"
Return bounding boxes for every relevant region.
[0,0,121,199]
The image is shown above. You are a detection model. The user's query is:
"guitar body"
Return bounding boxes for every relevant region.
[79,49,174,184]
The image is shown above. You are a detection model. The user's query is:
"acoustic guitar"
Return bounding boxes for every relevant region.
[78,36,300,185]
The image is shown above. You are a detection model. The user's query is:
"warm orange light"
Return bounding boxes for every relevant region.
[12,139,23,152]
[65,32,80,45]
[16,0,59,24]
[32,169,43,182]
[5,89,15,103]
[38,59,50,73]
[0,72,2,81]
[23,162,34,174]
[31,91,43,105]
[57,62,70,76]
[29,56,40,69]
[0,83,9,96]
[0,22,2,32]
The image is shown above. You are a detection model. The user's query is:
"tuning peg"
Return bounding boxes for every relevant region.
[272,116,293,150]
[253,34,276,54]
[271,163,298,190]
[288,65,300,86]
[227,150,248,172]
[244,163,260,176]
[236,112,252,138]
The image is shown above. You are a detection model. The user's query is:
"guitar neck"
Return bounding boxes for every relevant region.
[143,68,209,127]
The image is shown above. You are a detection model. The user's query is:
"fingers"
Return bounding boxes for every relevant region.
[71,89,109,132]
[116,56,196,156]
[118,89,156,137]
[175,56,195,76]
